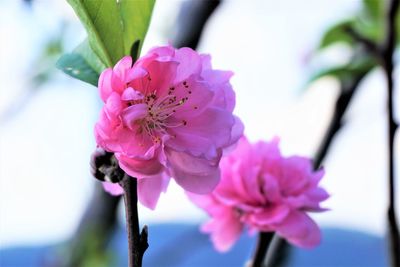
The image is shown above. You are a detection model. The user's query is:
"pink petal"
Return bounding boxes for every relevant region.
[166,148,221,193]
[281,156,313,195]
[126,67,148,83]
[173,166,220,194]
[104,92,123,118]
[186,193,227,217]
[138,173,170,209]
[249,205,290,225]
[257,137,281,162]
[116,129,158,161]
[276,211,321,248]
[201,210,243,252]
[218,159,259,204]
[113,56,132,82]
[307,187,330,203]
[200,54,212,70]
[309,168,325,187]
[121,104,148,130]
[102,182,124,196]
[170,77,215,118]
[239,165,266,203]
[200,69,235,111]
[111,72,125,95]
[147,45,175,58]
[201,69,233,85]
[262,174,282,203]
[166,132,215,158]
[172,107,235,150]
[145,59,179,96]
[116,153,164,177]
[121,87,144,101]
[173,47,202,83]
[98,68,113,102]
[222,84,236,113]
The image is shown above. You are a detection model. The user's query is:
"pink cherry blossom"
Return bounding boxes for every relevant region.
[188,137,329,251]
[95,45,243,208]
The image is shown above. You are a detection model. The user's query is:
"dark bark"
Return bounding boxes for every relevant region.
[264,68,370,267]
[341,1,400,263]
[265,2,400,266]
[172,0,221,49]
[382,1,400,266]
[65,1,223,266]
[250,232,275,267]
[119,176,148,267]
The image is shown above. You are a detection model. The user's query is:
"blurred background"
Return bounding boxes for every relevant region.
[0,0,399,266]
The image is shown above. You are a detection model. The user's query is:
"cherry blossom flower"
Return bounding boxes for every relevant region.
[95,45,243,209]
[189,137,329,251]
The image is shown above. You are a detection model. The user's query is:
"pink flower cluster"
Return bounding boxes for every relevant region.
[189,137,329,251]
[95,45,243,209]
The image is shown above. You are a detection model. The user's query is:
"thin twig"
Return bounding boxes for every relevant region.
[264,70,370,267]
[343,26,381,58]
[172,0,221,49]
[119,175,148,267]
[250,232,275,267]
[381,0,400,266]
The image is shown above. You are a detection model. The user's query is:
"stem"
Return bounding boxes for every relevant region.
[119,175,148,267]
[264,74,367,267]
[382,0,400,265]
[250,232,274,267]
[337,0,400,264]
[313,76,365,169]
[172,0,221,49]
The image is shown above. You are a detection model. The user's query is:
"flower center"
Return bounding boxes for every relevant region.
[133,80,194,143]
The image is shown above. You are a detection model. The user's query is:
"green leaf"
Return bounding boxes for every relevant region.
[67,0,125,67]
[60,0,156,85]
[308,56,376,84]
[350,0,385,42]
[56,40,106,86]
[319,20,355,49]
[119,0,156,59]
[309,66,349,83]
[57,53,99,86]
[362,0,384,22]
[75,40,107,74]
[397,8,400,44]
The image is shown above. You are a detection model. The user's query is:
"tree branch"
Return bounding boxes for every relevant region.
[91,150,148,267]
[172,0,221,49]
[343,26,381,58]
[381,1,400,266]
[264,68,370,267]
[250,232,274,267]
[119,175,148,267]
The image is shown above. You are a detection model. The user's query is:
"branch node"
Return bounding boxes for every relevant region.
[343,26,381,58]
[140,225,149,254]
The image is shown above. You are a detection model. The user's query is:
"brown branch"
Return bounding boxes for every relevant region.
[119,175,148,267]
[91,149,148,267]
[250,232,274,267]
[172,0,221,49]
[331,1,400,265]
[343,26,381,57]
[381,0,400,266]
[264,68,370,267]
[260,3,400,267]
